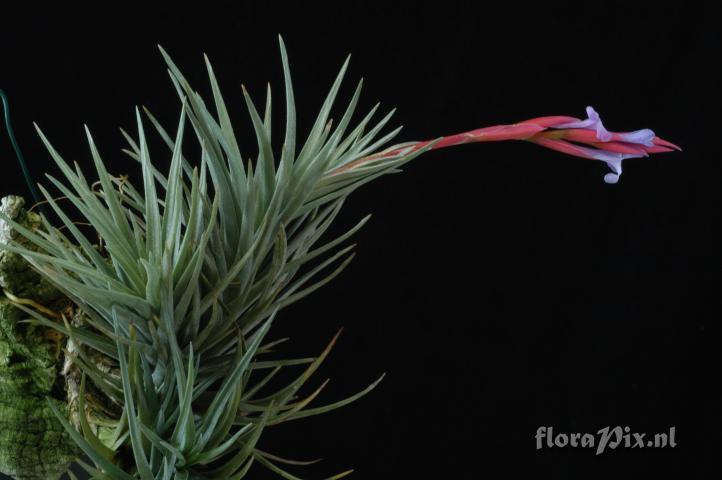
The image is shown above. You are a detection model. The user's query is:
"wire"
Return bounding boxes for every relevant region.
[1,88,45,211]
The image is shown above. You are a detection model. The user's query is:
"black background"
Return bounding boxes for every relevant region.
[1,2,720,479]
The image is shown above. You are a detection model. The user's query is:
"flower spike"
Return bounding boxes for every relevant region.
[331,106,680,184]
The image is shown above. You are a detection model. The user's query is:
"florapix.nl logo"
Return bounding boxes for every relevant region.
[535,426,677,455]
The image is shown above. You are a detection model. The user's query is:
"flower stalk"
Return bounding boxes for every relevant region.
[328,106,680,184]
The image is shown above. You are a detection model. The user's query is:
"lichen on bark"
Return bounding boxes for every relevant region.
[0,195,80,480]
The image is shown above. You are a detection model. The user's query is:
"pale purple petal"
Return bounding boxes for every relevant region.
[570,143,645,184]
[594,151,645,184]
[552,106,613,142]
[617,128,656,147]
[602,159,623,184]
[603,173,620,184]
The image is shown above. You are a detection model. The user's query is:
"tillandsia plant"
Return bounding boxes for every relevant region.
[0,37,679,480]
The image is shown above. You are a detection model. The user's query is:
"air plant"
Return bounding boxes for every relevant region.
[0,37,679,479]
